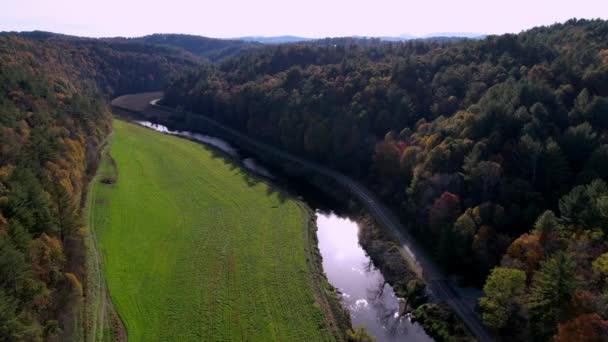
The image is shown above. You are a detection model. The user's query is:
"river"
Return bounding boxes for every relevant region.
[317,212,432,342]
[134,120,433,341]
[135,121,273,178]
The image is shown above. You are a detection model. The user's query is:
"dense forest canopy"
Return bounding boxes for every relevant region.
[163,19,608,340]
[0,33,198,340]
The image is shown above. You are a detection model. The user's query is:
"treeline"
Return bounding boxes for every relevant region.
[0,34,196,341]
[162,19,608,340]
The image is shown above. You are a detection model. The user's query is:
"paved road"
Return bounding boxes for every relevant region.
[112,92,494,342]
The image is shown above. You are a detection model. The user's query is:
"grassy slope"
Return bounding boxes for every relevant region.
[88,120,335,341]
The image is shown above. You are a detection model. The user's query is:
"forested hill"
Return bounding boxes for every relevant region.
[2,31,206,95]
[107,34,261,62]
[163,19,608,340]
[0,34,197,340]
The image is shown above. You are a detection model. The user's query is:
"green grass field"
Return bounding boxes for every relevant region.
[88,120,336,341]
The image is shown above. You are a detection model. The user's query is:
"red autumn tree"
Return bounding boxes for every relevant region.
[555,314,608,342]
[429,192,461,235]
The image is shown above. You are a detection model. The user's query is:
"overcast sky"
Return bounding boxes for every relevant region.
[2,0,607,38]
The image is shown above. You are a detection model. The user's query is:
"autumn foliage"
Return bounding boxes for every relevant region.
[0,33,196,340]
[554,314,608,342]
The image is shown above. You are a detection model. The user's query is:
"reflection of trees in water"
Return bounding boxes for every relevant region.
[366,275,409,337]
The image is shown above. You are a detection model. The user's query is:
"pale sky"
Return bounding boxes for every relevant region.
[2,0,607,38]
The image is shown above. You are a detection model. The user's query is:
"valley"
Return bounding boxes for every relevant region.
[1,14,607,342]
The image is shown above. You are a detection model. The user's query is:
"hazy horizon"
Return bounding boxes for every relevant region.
[2,0,607,39]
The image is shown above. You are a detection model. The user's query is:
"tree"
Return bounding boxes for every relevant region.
[568,88,591,123]
[592,252,608,284]
[429,192,462,266]
[479,267,527,330]
[468,161,502,202]
[399,145,421,184]
[0,288,41,342]
[540,138,570,199]
[370,140,401,190]
[0,236,30,298]
[518,134,543,184]
[561,122,598,166]
[559,179,608,231]
[528,253,577,339]
[428,192,461,235]
[502,233,543,278]
[30,233,65,285]
[452,210,478,267]
[532,210,563,254]
[554,314,608,342]
[584,145,608,181]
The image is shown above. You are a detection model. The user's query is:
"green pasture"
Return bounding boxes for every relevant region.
[88,120,334,341]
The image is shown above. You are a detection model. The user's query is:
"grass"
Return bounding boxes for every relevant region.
[88,120,337,341]
[82,131,125,342]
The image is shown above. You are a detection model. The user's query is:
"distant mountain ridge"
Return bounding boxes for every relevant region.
[236,33,485,43]
[105,33,262,62]
[237,35,313,44]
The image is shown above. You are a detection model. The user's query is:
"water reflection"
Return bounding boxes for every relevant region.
[134,121,272,178]
[243,158,273,179]
[316,212,433,342]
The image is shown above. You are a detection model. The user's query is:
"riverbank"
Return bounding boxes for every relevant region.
[357,213,474,341]
[299,204,353,339]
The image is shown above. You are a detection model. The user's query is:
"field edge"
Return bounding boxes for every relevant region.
[82,132,126,342]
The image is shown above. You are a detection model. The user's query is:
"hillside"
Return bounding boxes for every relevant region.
[162,18,608,340]
[0,33,197,340]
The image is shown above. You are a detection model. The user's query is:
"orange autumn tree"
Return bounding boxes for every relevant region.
[502,233,543,280]
[30,233,65,285]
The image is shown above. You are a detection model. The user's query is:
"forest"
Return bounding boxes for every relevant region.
[0,33,200,340]
[162,19,608,340]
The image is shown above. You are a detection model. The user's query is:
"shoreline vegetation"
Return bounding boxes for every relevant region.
[357,214,473,341]
[86,119,354,341]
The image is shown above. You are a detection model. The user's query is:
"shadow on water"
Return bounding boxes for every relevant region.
[132,120,290,204]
